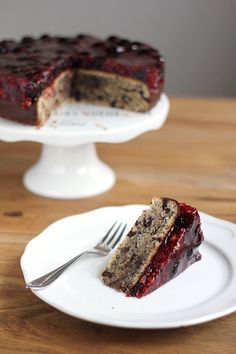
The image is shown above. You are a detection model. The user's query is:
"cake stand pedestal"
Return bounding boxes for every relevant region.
[0,94,169,199]
[23,143,115,198]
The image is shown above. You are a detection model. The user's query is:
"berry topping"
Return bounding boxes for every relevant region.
[56,36,68,43]
[138,49,152,55]
[134,70,146,80]
[172,260,179,274]
[0,46,7,55]
[92,42,105,49]
[92,56,106,68]
[21,97,32,108]
[119,39,130,47]
[21,36,34,45]
[0,34,164,110]
[130,42,141,51]
[115,46,126,54]
[40,34,51,41]
[76,34,86,39]
[107,35,120,43]
[25,82,39,100]
[130,202,203,298]
[146,70,157,89]
[187,248,193,258]
[175,212,195,229]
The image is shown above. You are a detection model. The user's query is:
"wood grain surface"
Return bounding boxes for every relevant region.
[0,97,236,354]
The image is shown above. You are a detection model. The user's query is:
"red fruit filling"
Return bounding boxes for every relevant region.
[129,203,204,298]
[0,35,164,110]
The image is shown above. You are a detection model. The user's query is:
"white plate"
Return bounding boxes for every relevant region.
[20,205,236,329]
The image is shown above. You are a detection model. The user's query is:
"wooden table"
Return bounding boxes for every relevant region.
[0,97,235,354]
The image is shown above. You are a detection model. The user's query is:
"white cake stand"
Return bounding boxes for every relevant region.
[0,94,169,199]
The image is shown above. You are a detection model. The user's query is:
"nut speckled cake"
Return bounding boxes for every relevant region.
[102,197,204,298]
[0,35,165,126]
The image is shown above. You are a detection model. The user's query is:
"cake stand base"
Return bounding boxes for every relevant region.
[23,143,115,199]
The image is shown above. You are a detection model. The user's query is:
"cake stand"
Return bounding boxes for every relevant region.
[0,94,169,199]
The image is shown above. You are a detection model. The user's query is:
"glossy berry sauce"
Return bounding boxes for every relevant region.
[0,35,164,109]
[129,203,204,298]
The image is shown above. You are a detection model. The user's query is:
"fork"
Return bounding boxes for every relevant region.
[26,221,126,290]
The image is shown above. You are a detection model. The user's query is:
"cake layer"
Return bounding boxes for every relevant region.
[102,198,204,298]
[0,35,165,125]
[37,70,73,125]
[72,69,160,112]
[102,198,179,292]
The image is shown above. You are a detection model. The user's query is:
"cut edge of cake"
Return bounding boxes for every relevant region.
[102,197,204,298]
[72,69,161,113]
[102,198,179,293]
[37,70,73,125]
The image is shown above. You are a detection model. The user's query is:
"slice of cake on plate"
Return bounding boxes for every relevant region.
[102,197,204,298]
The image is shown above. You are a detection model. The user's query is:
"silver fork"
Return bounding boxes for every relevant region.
[26,221,126,290]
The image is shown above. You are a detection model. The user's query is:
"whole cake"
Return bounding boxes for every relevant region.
[0,34,164,126]
[102,197,204,298]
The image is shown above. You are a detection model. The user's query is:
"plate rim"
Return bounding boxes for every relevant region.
[20,204,236,329]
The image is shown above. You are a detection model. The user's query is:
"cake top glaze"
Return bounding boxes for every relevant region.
[0,34,164,109]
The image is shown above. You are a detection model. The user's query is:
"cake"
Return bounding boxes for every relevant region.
[102,197,204,298]
[0,34,165,126]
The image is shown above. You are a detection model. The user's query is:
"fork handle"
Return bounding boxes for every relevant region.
[26,251,91,289]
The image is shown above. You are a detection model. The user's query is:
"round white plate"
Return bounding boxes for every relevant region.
[20,205,236,329]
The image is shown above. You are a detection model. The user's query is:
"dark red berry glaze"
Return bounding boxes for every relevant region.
[129,203,204,298]
[0,35,164,110]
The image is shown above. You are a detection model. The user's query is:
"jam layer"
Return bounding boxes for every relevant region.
[129,203,204,298]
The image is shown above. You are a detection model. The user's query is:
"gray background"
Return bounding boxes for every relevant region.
[0,0,235,97]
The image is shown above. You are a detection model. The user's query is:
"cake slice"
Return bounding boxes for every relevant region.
[102,197,204,298]
[0,35,164,126]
